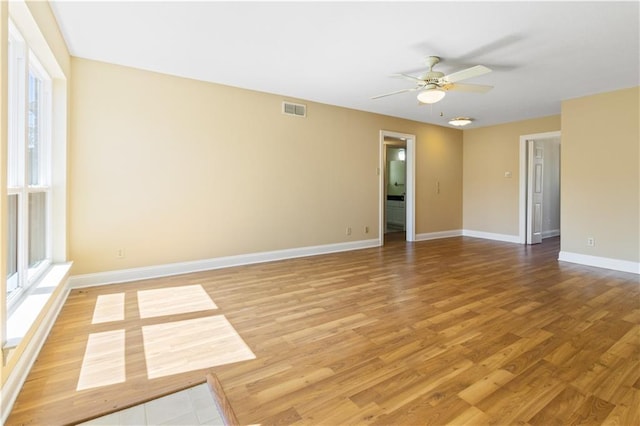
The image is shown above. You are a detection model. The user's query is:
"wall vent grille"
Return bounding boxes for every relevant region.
[282,101,306,117]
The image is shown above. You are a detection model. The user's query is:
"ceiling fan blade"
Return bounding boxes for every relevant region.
[446,83,493,93]
[371,87,419,99]
[441,65,491,84]
[391,73,424,83]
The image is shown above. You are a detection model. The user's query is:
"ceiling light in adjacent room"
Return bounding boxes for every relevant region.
[417,88,446,104]
[448,117,474,126]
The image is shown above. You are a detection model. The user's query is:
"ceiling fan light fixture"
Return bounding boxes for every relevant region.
[448,117,474,126]
[417,88,446,104]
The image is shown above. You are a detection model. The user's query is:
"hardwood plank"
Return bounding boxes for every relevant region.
[458,368,515,405]
[6,236,640,425]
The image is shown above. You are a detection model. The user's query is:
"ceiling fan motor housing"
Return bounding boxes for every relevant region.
[420,56,445,85]
[419,71,445,84]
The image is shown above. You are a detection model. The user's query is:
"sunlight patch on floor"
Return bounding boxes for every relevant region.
[142,315,256,379]
[77,329,126,390]
[91,293,125,324]
[77,285,254,390]
[137,285,217,319]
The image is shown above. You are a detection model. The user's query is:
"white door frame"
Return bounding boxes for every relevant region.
[518,130,561,244]
[379,130,416,244]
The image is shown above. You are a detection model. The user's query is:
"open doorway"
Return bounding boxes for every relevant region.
[518,131,561,245]
[385,141,407,240]
[379,130,416,245]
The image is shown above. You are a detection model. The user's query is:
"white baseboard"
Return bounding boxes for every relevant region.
[69,238,381,288]
[461,229,520,244]
[558,251,640,274]
[1,276,71,424]
[415,229,462,241]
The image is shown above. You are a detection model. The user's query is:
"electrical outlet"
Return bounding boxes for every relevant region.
[346,227,352,236]
[587,237,595,247]
[116,248,126,258]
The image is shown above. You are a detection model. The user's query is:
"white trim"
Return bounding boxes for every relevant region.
[6,20,55,310]
[558,251,640,274]
[519,131,561,244]
[69,239,380,288]
[415,229,462,241]
[8,1,65,79]
[1,266,71,425]
[51,78,68,263]
[462,229,521,244]
[379,130,416,243]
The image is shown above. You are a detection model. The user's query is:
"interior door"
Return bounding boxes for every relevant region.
[526,140,544,244]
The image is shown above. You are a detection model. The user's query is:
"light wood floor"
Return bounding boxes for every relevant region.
[7,236,640,425]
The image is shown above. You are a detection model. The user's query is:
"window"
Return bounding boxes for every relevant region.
[6,21,53,305]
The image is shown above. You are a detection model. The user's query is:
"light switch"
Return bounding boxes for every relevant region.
[504,171,512,178]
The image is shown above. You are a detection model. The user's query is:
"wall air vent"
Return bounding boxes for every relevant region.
[282,101,306,117]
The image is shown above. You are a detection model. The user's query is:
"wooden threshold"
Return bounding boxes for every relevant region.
[207,373,240,426]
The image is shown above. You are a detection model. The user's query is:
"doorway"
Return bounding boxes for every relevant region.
[379,130,416,245]
[518,131,561,244]
[385,142,406,239]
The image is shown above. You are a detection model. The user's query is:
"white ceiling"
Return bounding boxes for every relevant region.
[49,1,639,128]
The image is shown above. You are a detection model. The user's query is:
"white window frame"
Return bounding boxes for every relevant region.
[6,20,53,308]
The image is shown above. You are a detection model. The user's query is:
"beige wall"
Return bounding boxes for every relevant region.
[69,58,463,275]
[462,115,561,236]
[417,125,463,233]
[561,87,639,262]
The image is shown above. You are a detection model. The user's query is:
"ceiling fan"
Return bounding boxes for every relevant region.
[372,56,493,104]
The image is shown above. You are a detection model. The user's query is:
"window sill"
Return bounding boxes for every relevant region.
[4,263,72,350]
